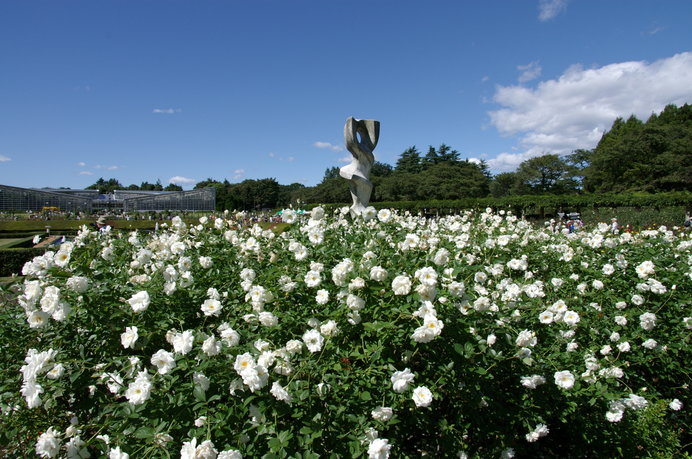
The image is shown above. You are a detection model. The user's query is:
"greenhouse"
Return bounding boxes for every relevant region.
[0,184,216,212]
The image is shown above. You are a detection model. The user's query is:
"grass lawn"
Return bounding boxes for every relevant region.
[0,239,25,249]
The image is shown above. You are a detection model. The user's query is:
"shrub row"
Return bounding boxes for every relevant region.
[0,218,201,234]
[312,192,691,226]
[0,248,47,277]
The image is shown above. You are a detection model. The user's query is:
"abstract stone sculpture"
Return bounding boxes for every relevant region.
[340,117,380,217]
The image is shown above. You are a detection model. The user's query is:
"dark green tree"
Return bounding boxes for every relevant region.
[565,149,592,190]
[489,172,519,198]
[277,183,306,207]
[230,179,280,210]
[303,178,351,204]
[371,161,394,177]
[139,181,162,191]
[194,179,229,211]
[583,104,692,192]
[322,167,341,181]
[376,173,421,201]
[417,161,489,199]
[194,178,222,190]
[395,147,423,174]
[583,115,645,192]
[514,154,578,194]
[86,178,123,194]
[422,144,461,170]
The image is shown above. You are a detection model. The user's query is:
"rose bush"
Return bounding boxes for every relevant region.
[1,208,690,457]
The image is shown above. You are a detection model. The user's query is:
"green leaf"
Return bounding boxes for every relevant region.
[133,426,155,439]
[193,385,207,402]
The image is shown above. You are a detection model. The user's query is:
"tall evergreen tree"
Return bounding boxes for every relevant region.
[395,147,423,173]
[583,104,692,192]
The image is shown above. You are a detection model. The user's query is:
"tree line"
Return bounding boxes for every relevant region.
[84,178,183,194]
[86,103,691,211]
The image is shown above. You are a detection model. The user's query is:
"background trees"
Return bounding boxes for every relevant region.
[85,178,123,194]
[85,104,690,210]
[512,154,579,195]
[370,145,490,202]
[583,104,692,192]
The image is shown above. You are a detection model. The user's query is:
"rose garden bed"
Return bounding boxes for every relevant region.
[1,207,689,458]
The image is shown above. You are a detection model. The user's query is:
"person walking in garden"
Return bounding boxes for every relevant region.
[95,216,108,232]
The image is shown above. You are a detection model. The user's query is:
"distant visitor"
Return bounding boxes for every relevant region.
[340,116,380,217]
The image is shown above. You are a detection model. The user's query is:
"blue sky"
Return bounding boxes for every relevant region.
[1,0,691,190]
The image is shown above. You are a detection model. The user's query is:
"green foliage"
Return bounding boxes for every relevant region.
[584,104,692,193]
[373,172,421,202]
[0,248,47,276]
[395,147,423,174]
[0,286,39,453]
[139,180,164,191]
[369,145,491,202]
[80,104,690,211]
[489,172,518,198]
[579,206,687,229]
[371,161,394,178]
[277,183,307,208]
[513,154,579,195]
[301,178,351,204]
[3,210,690,457]
[314,192,691,225]
[626,401,684,457]
[193,178,304,211]
[422,144,460,168]
[322,167,340,181]
[0,219,199,234]
[85,178,124,194]
[164,183,183,192]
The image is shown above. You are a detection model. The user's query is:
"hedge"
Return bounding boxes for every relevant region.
[309,192,691,222]
[0,248,47,277]
[0,218,201,234]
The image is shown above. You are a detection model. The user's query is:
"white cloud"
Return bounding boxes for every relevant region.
[538,0,567,21]
[79,171,94,176]
[271,152,298,162]
[77,161,86,167]
[232,169,245,180]
[152,108,182,114]
[338,155,352,163]
[487,151,542,172]
[94,164,119,171]
[314,141,343,152]
[645,25,666,36]
[487,52,692,172]
[0,154,11,162]
[517,61,542,83]
[169,176,196,185]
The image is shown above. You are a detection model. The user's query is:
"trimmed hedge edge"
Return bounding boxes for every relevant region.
[0,248,48,277]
